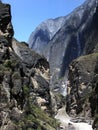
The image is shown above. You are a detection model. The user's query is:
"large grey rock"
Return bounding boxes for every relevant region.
[12,38,48,68]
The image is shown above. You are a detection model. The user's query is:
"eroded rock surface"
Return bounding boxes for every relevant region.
[0,2,13,41]
[0,3,57,130]
[66,53,98,117]
[28,17,66,56]
[66,52,98,130]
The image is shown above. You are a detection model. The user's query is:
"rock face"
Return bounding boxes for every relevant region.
[28,17,66,56]
[0,3,58,130]
[66,0,98,128]
[28,0,98,95]
[66,53,98,129]
[0,2,14,41]
[45,0,98,93]
[66,53,98,116]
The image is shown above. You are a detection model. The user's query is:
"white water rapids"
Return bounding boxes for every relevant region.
[55,107,93,130]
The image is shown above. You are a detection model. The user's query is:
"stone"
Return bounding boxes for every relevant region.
[0,3,14,41]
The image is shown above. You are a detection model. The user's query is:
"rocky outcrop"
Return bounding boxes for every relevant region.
[0,39,57,130]
[12,38,49,68]
[0,2,58,130]
[66,53,98,129]
[0,2,14,41]
[66,53,98,117]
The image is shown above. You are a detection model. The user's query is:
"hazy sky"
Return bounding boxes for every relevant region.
[3,0,85,42]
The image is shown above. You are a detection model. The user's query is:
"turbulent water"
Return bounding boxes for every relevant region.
[55,107,93,130]
[60,70,69,96]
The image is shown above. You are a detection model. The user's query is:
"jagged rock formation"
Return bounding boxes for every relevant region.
[0,3,14,40]
[66,53,98,115]
[66,53,98,129]
[0,3,58,130]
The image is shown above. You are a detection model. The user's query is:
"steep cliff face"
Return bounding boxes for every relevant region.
[0,2,14,40]
[28,0,98,95]
[66,53,98,115]
[28,17,66,56]
[0,3,58,130]
[46,0,98,92]
[66,53,98,129]
[65,0,98,129]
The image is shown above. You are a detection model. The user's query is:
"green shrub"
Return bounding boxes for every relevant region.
[4,59,12,67]
[23,85,29,96]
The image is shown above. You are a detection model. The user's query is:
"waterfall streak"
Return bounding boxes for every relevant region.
[77,33,81,56]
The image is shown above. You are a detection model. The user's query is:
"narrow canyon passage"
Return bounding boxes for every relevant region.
[55,107,93,130]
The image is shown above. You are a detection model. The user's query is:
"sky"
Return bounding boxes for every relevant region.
[3,0,85,42]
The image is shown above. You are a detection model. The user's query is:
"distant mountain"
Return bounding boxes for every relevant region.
[29,0,98,91]
[28,17,66,56]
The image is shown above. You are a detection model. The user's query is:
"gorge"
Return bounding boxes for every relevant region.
[0,0,98,130]
[28,0,98,129]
